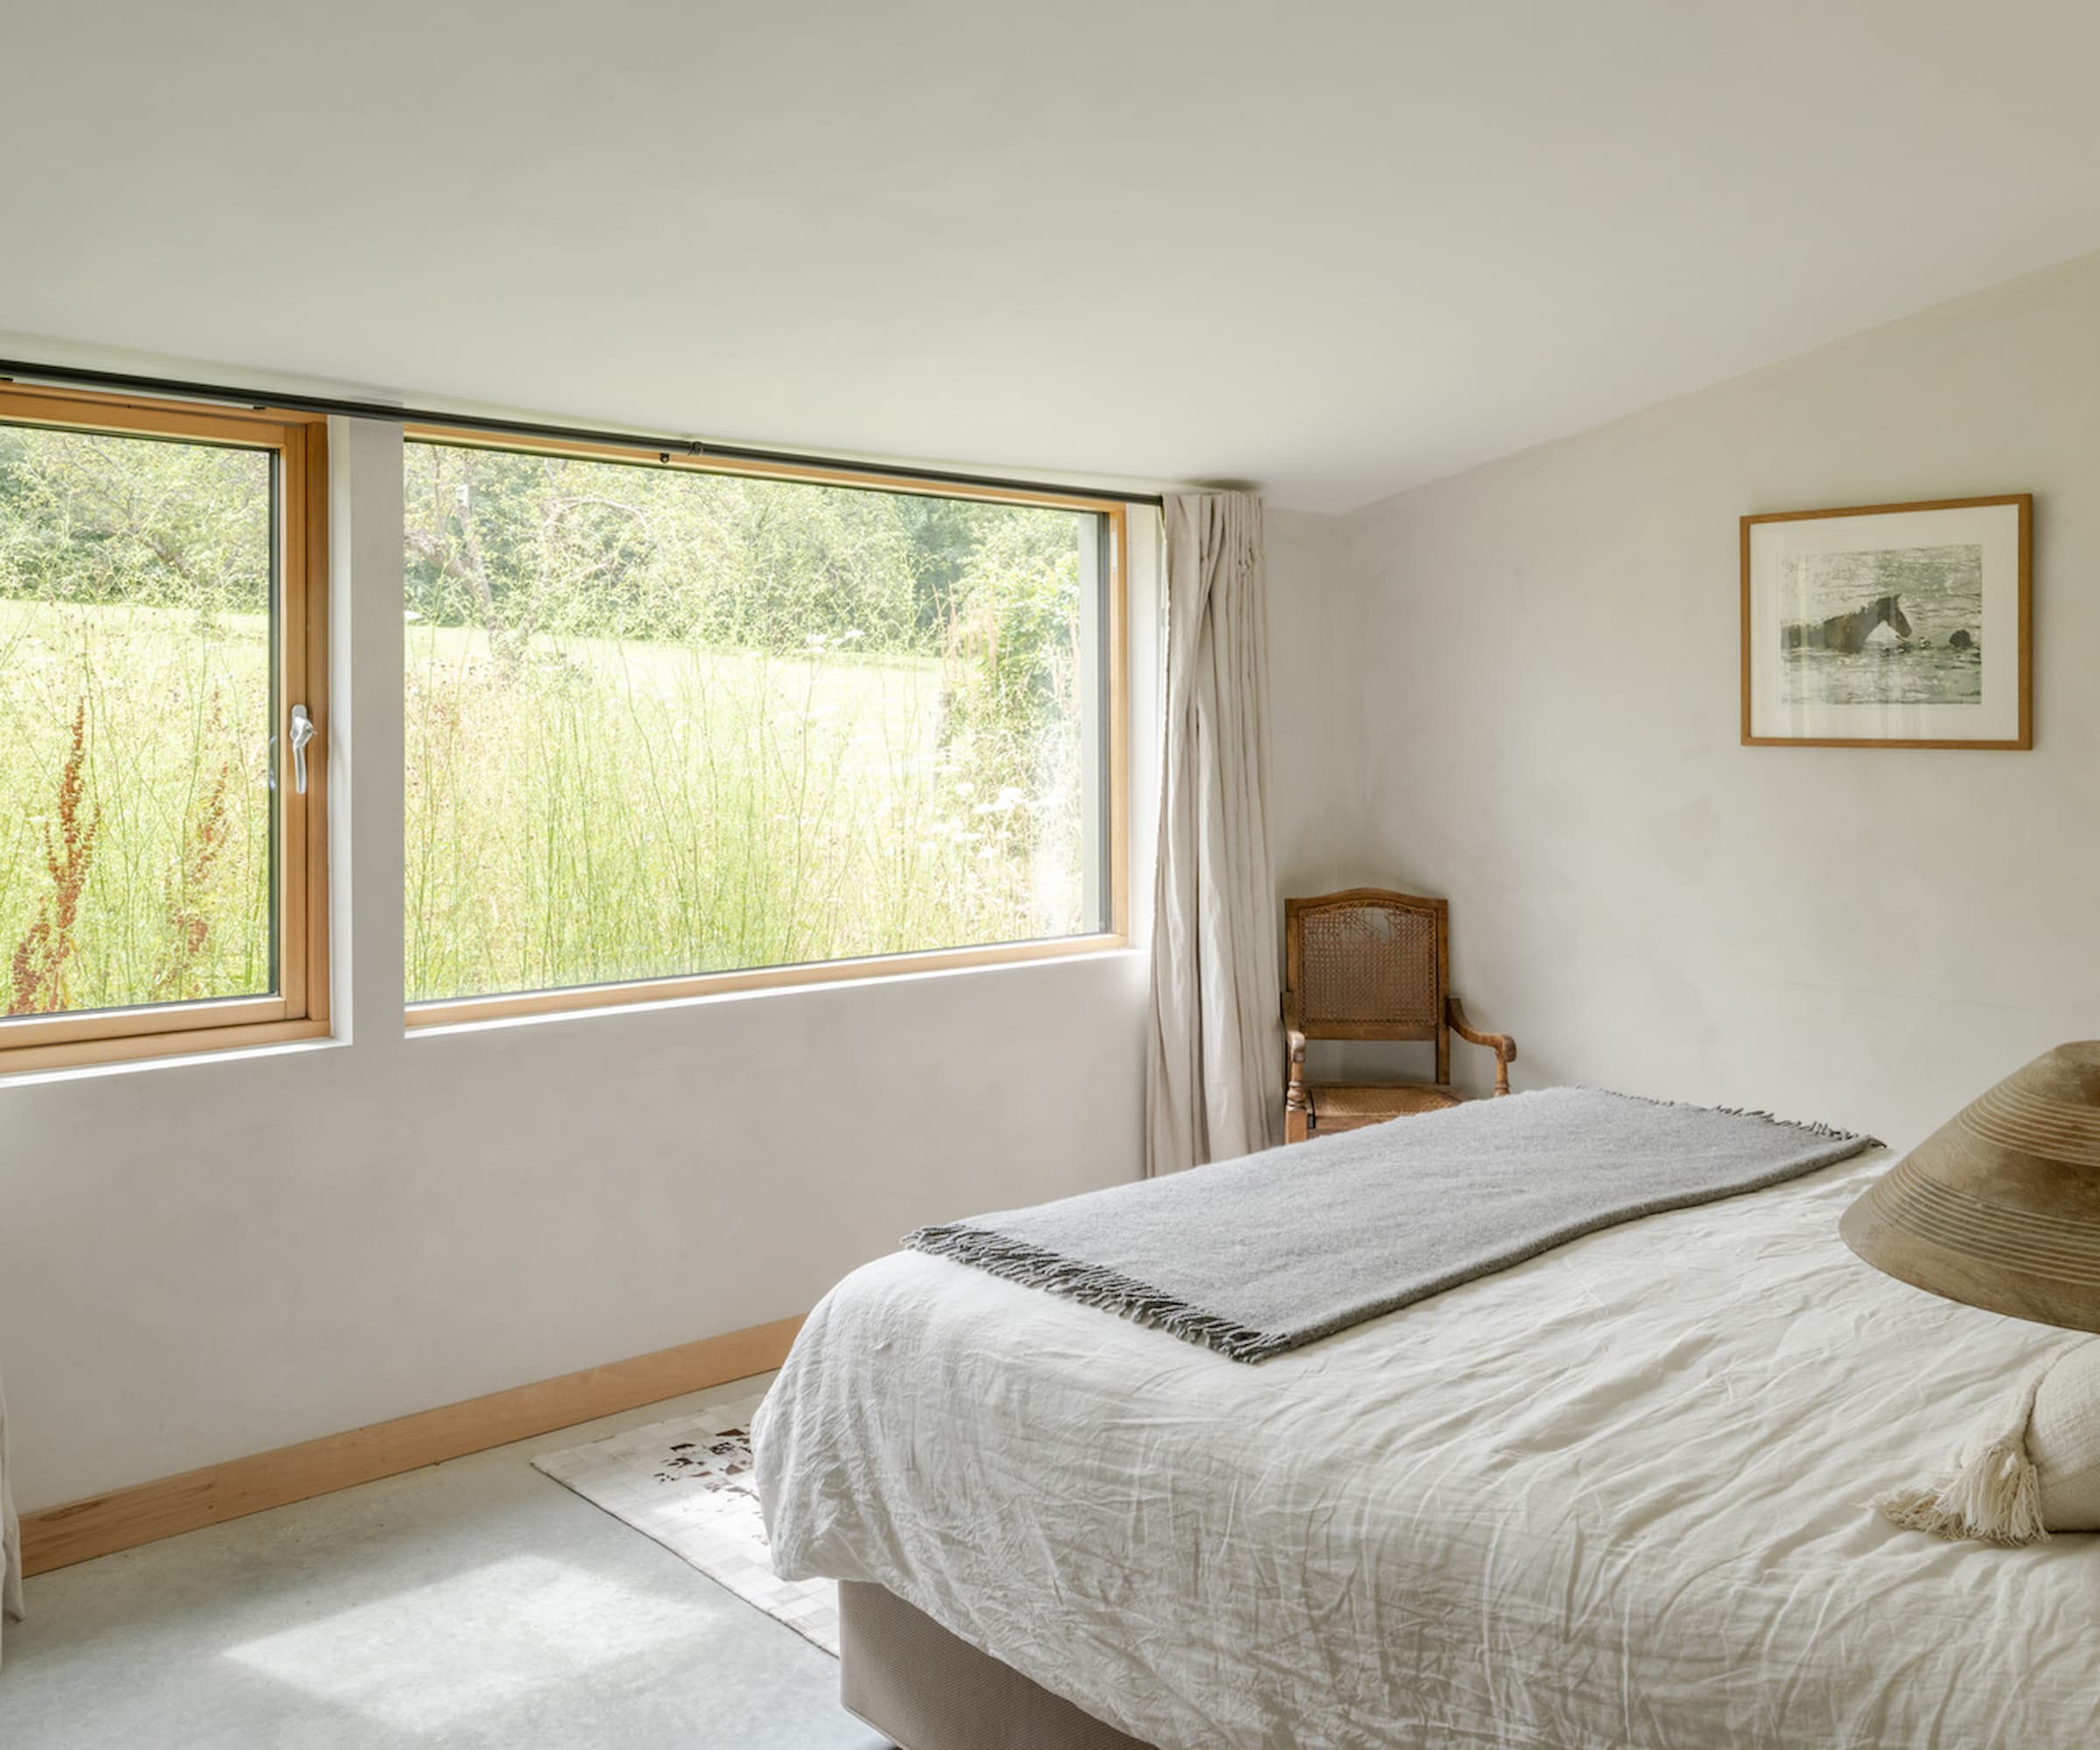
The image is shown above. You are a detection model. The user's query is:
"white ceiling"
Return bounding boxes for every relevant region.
[5,2,2099,510]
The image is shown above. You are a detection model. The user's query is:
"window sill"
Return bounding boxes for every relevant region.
[0,1020,338,1087]
[404,934,1135,1035]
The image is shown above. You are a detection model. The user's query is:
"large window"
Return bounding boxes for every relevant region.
[404,436,1124,1018]
[0,386,327,1070]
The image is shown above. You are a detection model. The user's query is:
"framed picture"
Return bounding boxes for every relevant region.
[1740,494,2031,749]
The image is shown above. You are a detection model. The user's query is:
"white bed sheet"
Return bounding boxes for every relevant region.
[755,1152,2100,1749]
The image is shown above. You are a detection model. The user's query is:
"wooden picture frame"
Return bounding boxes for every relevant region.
[1740,494,2031,749]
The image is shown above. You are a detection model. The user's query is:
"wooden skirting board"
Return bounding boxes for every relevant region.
[19,1313,804,1578]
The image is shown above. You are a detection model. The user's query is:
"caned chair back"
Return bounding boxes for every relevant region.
[1284,889,1450,1067]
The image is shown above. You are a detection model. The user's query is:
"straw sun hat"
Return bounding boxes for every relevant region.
[1842,1040,2100,1334]
[1842,1041,2100,1544]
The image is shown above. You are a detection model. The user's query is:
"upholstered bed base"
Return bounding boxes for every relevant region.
[838,1581,1154,1750]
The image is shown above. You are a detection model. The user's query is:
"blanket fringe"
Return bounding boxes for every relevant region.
[1873,1376,2048,1546]
[1579,1086,1882,1150]
[904,1224,1291,1363]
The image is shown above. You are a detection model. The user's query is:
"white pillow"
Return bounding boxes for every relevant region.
[1877,1339,2100,1545]
[2031,1340,2100,1531]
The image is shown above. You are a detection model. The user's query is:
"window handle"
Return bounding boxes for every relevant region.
[290,704,317,796]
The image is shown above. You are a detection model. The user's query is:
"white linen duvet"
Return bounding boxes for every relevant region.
[755,1152,2100,1749]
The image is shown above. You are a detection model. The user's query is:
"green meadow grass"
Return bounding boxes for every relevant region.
[404,620,1082,1001]
[0,599,272,1014]
[0,601,1081,1015]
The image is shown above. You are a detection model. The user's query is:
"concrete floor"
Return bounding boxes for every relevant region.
[0,1376,889,1748]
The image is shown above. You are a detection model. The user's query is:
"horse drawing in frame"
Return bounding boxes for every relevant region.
[1782,592,1911,654]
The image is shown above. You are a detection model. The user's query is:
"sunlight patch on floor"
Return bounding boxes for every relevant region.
[222,1554,700,1732]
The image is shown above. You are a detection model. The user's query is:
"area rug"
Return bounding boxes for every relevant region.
[532,1393,838,1656]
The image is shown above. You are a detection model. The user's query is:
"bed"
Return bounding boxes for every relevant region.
[755,1145,2100,1749]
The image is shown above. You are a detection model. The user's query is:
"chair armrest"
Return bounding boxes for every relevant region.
[1446,996,1516,1096]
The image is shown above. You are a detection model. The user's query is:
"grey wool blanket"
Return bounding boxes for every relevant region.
[905,1088,1878,1362]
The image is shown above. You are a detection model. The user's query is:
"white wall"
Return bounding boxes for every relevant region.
[0,425,1179,1513]
[1266,508,1367,903]
[1337,253,2100,1143]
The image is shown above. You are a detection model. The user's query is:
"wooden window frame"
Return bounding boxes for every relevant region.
[402,427,1129,1030]
[0,384,330,1074]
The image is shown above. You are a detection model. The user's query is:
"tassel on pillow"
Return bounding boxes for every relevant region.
[1877,1340,2100,1546]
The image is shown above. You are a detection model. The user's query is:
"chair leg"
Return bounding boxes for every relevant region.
[1284,1027,1310,1144]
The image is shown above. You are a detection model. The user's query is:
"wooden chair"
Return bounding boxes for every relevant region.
[1283,889,1516,1144]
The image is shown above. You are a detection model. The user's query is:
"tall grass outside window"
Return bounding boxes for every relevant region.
[405,438,1119,1011]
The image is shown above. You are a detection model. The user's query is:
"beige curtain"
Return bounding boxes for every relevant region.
[1,1360,20,1665]
[1146,492,1281,1176]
